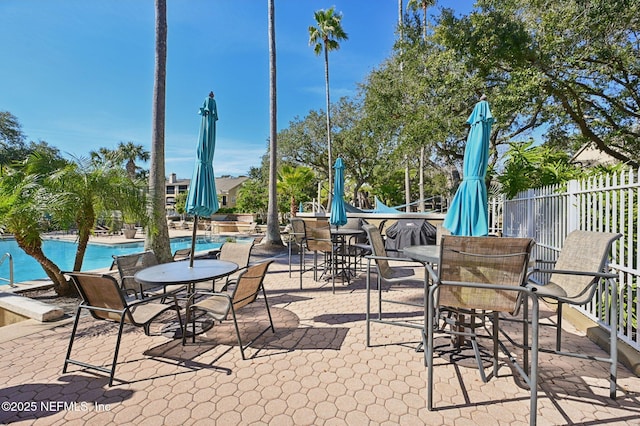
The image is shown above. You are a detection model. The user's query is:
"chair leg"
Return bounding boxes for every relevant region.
[109,318,127,386]
[492,312,499,378]
[366,259,372,347]
[230,307,246,360]
[288,242,293,278]
[62,308,83,374]
[261,286,275,333]
[556,302,563,352]
[609,278,618,399]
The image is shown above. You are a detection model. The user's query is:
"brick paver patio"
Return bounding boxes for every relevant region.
[1,246,638,425]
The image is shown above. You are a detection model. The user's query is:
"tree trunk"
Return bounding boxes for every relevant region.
[146,0,172,262]
[265,0,283,247]
[419,146,424,212]
[324,44,333,210]
[17,239,74,296]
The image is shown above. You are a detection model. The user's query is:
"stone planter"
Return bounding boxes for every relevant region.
[123,226,137,239]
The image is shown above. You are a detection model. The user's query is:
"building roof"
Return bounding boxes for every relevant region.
[166,174,248,194]
[215,176,249,193]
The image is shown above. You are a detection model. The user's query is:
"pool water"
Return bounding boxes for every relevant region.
[0,236,249,285]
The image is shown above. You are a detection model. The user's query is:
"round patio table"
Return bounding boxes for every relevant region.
[134,259,238,288]
[134,259,238,338]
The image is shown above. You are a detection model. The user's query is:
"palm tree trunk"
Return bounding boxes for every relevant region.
[147,0,172,262]
[17,240,73,295]
[419,146,424,212]
[265,0,283,246]
[324,44,333,210]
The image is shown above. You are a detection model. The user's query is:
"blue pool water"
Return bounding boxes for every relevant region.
[0,236,248,285]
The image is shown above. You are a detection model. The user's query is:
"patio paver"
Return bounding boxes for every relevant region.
[0,247,639,425]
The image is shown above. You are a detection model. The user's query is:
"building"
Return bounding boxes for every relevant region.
[165,173,248,215]
[570,143,618,167]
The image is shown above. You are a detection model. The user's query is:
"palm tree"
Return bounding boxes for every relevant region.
[147,0,172,262]
[308,7,348,209]
[0,152,147,295]
[264,0,283,247]
[407,0,435,212]
[117,141,150,180]
[277,165,314,218]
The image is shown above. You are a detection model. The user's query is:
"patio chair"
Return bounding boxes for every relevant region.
[112,251,185,300]
[363,223,425,347]
[526,230,622,399]
[425,236,537,422]
[172,248,191,261]
[216,240,254,288]
[288,217,307,279]
[182,261,274,359]
[63,272,183,386]
[303,226,337,293]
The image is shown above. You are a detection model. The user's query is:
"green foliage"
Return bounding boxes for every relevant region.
[308,7,348,56]
[498,141,582,198]
[277,165,315,217]
[235,178,268,217]
[0,144,148,295]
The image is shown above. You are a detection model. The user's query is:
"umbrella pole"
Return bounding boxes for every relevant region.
[189,216,199,267]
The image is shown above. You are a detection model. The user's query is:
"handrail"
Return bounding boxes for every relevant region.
[0,252,15,287]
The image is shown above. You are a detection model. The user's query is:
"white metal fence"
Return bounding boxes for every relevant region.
[492,167,639,351]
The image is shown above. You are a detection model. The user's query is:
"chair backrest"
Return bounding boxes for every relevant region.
[112,251,159,293]
[219,241,254,269]
[363,224,392,279]
[438,236,534,314]
[550,230,622,304]
[290,218,307,245]
[305,227,333,253]
[172,248,191,261]
[231,261,273,310]
[67,272,129,322]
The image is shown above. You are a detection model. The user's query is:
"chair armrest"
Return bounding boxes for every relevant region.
[365,254,418,263]
[185,290,232,310]
[527,268,618,281]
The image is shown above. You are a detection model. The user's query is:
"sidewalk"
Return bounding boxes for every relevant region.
[0,250,638,425]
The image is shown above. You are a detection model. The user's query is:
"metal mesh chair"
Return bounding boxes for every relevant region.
[425,236,536,422]
[288,218,307,281]
[303,226,337,293]
[112,251,185,300]
[63,272,183,386]
[527,230,622,399]
[363,223,425,346]
[182,261,274,359]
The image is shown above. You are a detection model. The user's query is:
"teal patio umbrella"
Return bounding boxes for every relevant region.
[186,92,219,266]
[329,157,347,229]
[443,98,494,236]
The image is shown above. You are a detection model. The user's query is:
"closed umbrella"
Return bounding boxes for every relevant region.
[329,157,347,229]
[443,99,494,236]
[186,92,219,266]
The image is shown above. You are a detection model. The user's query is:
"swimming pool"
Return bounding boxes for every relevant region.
[0,236,251,285]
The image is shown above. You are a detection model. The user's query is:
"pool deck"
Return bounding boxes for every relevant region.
[0,243,639,425]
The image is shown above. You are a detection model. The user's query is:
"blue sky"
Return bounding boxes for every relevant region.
[1,0,475,179]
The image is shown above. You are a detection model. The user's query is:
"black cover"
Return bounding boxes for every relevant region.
[384,219,436,257]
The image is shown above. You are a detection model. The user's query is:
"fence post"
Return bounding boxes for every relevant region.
[566,179,579,234]
[526,189,535,239]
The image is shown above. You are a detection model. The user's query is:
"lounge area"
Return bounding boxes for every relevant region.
[0,243,638,425]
